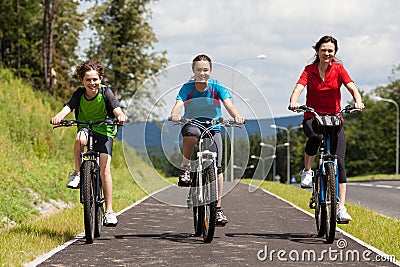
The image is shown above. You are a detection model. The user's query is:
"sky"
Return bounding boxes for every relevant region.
[145,0,400,118]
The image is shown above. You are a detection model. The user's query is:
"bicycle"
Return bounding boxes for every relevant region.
[170,117,242,243]
[295,105,361,243]
[52,118,121,244]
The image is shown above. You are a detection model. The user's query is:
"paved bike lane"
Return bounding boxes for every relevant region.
[34,182,398,266]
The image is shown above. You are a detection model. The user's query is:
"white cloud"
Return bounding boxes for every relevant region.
[148,0,400,117]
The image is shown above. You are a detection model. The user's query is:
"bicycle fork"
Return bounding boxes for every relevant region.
[187,149,218,208]
[79,152,103,206]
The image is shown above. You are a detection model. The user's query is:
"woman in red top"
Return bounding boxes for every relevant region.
[289,35,365,223]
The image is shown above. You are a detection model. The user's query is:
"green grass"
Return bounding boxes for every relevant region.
[243,179,400,260]
[347,174,400,182]
[0,142,152,266]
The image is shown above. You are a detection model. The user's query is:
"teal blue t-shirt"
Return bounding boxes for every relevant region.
[176,79,231,130]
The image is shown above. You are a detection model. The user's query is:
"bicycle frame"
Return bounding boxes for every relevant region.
[79,125,102,206]
[317,136,339,205]
[52,118,120,243]
[295,104,361,243]
[170,117,242,243]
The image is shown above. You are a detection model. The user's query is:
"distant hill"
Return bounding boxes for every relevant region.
[120,115,303,153]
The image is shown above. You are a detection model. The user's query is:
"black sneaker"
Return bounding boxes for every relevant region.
[216,207,228,227]
[178,165,191,187]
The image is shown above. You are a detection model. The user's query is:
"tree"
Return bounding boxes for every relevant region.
[85,0,168,115]
[43,0,58,92]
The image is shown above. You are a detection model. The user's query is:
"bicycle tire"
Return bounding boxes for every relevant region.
[82,161,96,244]
[324,162,337,243]
[190,172,203,237]
[193,206,204,237]
[201,166,217,243]
[94,170,103,238]
[314,170,326,237]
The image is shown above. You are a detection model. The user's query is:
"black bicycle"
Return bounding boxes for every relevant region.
[53,118,120,244]
[295,105,360,243]
[170,117,242,243]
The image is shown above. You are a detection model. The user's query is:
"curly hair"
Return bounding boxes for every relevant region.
[75,60,105,81]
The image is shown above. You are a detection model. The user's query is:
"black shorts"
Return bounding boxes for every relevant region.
[78,128,114,156]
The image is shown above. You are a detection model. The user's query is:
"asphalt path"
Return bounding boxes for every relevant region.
[31,182,398,266]
[347,180,400,218]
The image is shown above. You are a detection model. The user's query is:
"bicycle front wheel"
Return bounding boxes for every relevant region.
[324,162,337,244]
[94,171,103,238]
[201,166,217,243]
[81,161,96,244]
[314,170,326,237]
[191,173,203,237]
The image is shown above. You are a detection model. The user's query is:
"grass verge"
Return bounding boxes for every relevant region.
[243,179,400,260]
[0,142,150,267]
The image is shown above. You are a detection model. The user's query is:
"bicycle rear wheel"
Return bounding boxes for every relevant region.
[324,162,337,243]
[81,161,96,244]
[94,171,103,238]
[314,170,326,237]
[201,166,217,243]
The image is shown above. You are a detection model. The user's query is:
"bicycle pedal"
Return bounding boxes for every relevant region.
[178,181,190,187]
[309,198,316,209]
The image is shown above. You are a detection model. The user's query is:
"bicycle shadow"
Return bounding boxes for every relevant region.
[113,232,215,244]
[225,232,326,244]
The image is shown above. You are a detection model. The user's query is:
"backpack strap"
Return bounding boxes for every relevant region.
[184,87,196,107]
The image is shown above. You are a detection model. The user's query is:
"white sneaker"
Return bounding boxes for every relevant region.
[337,206,352,223]
[104,211,118,226]
[66,171,80,189]
[300,169,313,188]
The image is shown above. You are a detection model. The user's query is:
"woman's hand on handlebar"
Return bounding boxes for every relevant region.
[234,116,245,124]
[170,113,182,123]
[288,102,300,111]
[354,102,365,110]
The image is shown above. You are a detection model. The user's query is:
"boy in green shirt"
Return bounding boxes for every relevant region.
[51,60,127,226]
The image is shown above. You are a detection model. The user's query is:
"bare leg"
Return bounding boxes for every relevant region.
[216,173,223,207]
[338,183,346,206]
[74,131,87,172]
[182,136,198,165]
[304,153,316,170]
[99,153,113,212]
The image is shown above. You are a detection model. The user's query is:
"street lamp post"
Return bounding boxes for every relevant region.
[232,164,255,179]
[372,95,399,175]
[250,155,276,179]
[259,142,289,180]
[270,124,303,183]
[227,54,267,182]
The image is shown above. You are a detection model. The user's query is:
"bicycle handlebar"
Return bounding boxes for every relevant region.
[51,118,123,129]
[168,117,244,128]
[293,104,362,117]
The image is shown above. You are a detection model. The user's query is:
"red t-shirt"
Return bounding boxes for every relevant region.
[297,62,353,120]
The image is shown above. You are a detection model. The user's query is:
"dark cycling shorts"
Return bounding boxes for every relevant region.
[78,128,114,156]
[302,119,347,183]
[181,124,223,174]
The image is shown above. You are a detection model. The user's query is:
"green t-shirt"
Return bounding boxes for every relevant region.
[77,92,117,138]
[66,84,120,138]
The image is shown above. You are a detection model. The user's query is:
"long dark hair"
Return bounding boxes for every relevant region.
[312,35,339,63]
[192,54,212,70]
